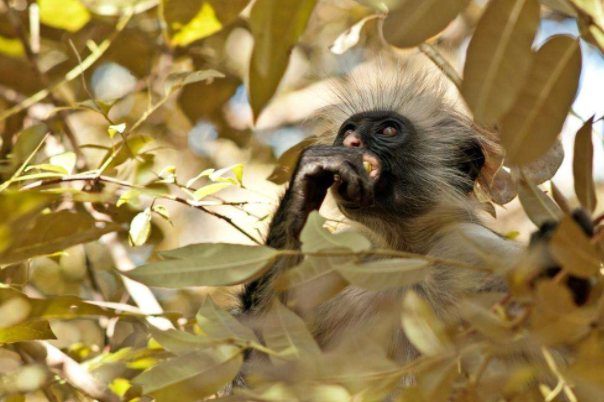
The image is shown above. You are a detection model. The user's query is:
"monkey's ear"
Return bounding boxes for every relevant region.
[458,139,485,193]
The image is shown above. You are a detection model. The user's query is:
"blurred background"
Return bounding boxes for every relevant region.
[0,0,603,385]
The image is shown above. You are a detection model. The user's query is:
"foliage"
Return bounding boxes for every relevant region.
[0,0,602,401]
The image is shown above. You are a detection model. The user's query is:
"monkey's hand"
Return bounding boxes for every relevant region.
[266,146,374,248]
[529,208,595,305]
[291,145,375,212]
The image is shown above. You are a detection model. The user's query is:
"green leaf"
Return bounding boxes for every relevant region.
[161,0,250,46]
[500,35,582,166]
[49,151,77,175]
[209,163,244,186]
[148,326,215,355]
[0,210,120,265]
[133,346,242,402]
[129,208,152,247]
[401,291,454,357]
[461,0,540,125]
[24,164,68,175]
[338,258,430,291]
[262,299,321,364]
[185,168,215,188]
[248,0,317,121]
[382,0,469,48]
[273,256,349,307]
[550,215,600,278]
[196,296,258,342]
[152,205,171,221]
[9,124,48,172]
[192,182,232,201]
[300,212,371,253]
[117,189,142,207]
[100,135,154,171]
[517,175,563,227]
[573,117,597,213]
[126,243,279,287]
[0,320,56,344]
[164,70,225,95]
[39,0,91,32]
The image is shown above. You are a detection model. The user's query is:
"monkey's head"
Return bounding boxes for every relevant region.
[316,57,500,222]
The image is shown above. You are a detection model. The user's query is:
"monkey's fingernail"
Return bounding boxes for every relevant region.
[363,161,372,174]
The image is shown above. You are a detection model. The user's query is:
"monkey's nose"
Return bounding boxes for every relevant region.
[343,132,363,148]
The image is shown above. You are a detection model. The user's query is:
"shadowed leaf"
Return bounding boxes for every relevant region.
[573,117,597,213]
[301,212,371,253]
[550,215,600,278]
[462,0,540,125]
[383,0,469,48]
[500,35,582,166]
[126,243,279,287]
[338,258,430,291]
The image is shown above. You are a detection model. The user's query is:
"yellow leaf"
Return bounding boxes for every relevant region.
[383,0,469,48]
[39,0,91,32]
[129,208,152,247]
[192,182,231,201]
[573,117,597,213]
[500,35,582,166]
[171,3,222,46]
[0,36,25,57]
[461,0,540,125]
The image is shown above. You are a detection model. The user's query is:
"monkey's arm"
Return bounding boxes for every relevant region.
[265,145,373,249]
[241,146,373,312]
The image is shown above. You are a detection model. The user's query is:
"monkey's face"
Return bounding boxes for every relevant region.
[331,110,484,219]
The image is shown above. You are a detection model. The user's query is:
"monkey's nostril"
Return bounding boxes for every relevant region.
[343,133,363,148]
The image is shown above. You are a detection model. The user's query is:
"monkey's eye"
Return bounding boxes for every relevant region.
[380,124,398,136]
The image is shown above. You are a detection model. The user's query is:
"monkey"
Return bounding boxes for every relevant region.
[234,57,594,386]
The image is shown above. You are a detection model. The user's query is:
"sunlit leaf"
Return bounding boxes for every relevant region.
[39,0,91,32]
[573,117,597,213]
[550,215,600,278]
[151,205,171,222]
[186,168,215,189]
[461,0,540,125]
[80,0,158,16]
[401,291,454,357]
[161,0,250,46]
[517,175,563,227]
[196,296,258,342]
[500,35,582,166]
[192,182,232,201]
[129,208,152,247]
[0,320,56,344]
[133,346,242,402]
[117,189,142,207]
[338,258,430,291]
[382,0,469,48]
[126,243,279,287]
[301,212,371,253]
[263,299,321,364]
[248,0,317,121]
[209,163,244,186]
[108,122,127,139]
[164,70,224,95]
[331,15,376,55]
[49,152,77,175]
[0,36,25,58]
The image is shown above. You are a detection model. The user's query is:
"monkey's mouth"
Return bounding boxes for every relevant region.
[363,153,381,179]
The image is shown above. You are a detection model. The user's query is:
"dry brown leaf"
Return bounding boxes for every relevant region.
[550,215,600,278]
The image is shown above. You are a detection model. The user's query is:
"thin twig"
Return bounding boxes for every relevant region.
[20,174,262,244]
[418,43,462,90]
